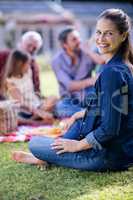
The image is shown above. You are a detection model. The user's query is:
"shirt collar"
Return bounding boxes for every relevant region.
[61,48,72,66]
[61,48,82,66]
[107,50,123,66]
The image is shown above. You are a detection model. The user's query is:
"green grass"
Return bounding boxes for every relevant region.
[1,69,133,200]
[40,70,59,97]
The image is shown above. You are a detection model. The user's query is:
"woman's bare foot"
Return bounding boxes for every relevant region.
[11,151,47,166]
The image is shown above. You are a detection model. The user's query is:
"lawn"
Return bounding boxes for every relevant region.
[0,67,133,200]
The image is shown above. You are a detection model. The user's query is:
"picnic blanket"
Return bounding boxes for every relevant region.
[0,125,62,143]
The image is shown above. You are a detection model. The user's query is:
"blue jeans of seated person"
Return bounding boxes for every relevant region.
[29,114,130,171]
[54,87,95,118]
[29,136,128,171]
[54,98,83,118]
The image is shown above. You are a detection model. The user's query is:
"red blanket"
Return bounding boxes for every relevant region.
[0,125,62,143]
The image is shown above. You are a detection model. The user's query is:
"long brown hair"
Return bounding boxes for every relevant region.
[0,50,29,99]
[98,8,133,65]
[7,49,29,78]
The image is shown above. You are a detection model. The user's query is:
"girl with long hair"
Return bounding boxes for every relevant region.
[6,50,54,124]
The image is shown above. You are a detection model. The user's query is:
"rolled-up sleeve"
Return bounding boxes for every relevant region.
[86,131,103,150]
[85,67,127,149]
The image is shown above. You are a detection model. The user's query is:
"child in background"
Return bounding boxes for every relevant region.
[6,50,56,124]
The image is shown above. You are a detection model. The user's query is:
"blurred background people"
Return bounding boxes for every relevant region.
[52,27,104,118]
[0,31,58,115]
[0,31,42,95]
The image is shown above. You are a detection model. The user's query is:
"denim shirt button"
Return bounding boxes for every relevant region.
[79,134,83,139]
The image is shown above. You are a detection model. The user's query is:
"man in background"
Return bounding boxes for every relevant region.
[52,28,104,118]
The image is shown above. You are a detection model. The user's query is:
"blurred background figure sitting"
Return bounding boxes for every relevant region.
[6,50,55,125]
[0,48,19,134]
[0,31,42,95]
[18,31,43,94]
[52,27,104,118]
[0,31,58,118]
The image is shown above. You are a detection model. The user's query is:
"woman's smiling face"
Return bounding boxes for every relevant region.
[95,18,126,58]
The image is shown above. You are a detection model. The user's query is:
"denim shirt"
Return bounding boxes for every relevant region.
[85,52,133,156]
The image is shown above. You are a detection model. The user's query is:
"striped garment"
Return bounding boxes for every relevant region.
[0,100,18,134]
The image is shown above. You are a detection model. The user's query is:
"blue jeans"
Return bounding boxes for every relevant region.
[29,136,128,171]
[54,98,83,118]
[54,87,95,118]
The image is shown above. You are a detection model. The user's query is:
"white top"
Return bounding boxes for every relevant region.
[7,69,41,110]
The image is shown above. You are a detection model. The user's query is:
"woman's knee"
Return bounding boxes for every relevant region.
[29,136,54,155]
[29,136,38,153]
[29,136,60,162]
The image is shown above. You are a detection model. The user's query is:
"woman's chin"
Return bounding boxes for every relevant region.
[98,49,110,55]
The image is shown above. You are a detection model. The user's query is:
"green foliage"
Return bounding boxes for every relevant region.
[40,70,59,97]
[37,55,53,72]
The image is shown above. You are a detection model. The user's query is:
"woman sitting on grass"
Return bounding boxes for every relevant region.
[12,9,133,171]
[6,50,56,125]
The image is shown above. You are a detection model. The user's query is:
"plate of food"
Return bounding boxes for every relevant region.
[27,126,63,138]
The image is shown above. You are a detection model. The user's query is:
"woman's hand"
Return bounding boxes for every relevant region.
[51,138,92,154]
[51,138,81,154]
[61,110,86,133]
[61,117,75,133]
